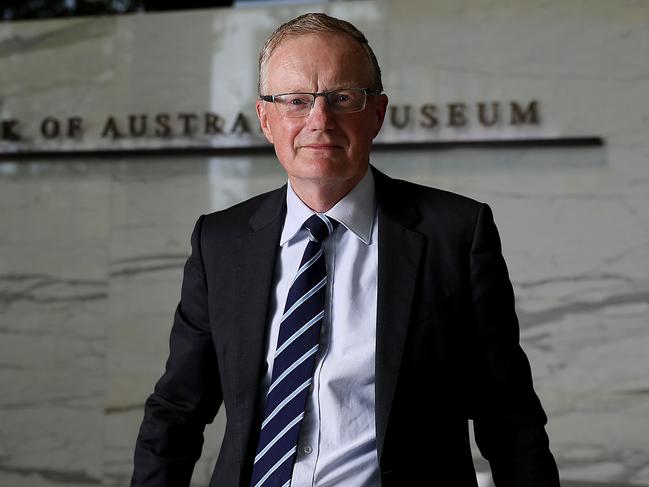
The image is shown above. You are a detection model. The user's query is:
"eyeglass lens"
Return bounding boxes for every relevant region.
[273,89,367,117]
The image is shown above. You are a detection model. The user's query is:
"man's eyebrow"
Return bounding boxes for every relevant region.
[273,85,364,94]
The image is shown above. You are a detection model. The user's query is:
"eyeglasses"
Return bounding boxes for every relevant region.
[260,88,381,118]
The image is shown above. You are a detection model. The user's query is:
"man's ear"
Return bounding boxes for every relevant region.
[256,100,274,144]
[371,93,389,139]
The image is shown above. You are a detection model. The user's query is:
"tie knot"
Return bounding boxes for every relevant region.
[303,214,337,243]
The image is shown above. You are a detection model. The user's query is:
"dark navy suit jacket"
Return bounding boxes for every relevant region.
[132,167,560,486]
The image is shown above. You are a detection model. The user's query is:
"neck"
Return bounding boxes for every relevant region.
[289,172,366,213]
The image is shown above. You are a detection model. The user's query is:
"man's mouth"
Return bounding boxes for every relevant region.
[301,144,341,149]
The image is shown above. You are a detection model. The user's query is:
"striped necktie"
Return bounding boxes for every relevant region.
[250,213,337,487]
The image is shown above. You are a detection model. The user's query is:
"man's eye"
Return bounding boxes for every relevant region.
[333,94,351,103]
[282,96,311,106]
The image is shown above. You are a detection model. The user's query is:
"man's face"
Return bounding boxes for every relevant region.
[256,33,388,190]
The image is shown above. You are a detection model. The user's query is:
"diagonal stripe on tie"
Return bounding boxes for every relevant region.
[274,310,324,357]
[280,276,327,323]
[255,412,305,463]
[261,379,311,429]
[267,344,319,395]
[250,213,338,487]
[253,446,298,487]
[290,247,324,285]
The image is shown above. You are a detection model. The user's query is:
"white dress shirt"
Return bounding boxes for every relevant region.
[260,167,380,486]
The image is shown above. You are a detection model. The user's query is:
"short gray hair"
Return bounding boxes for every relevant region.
[258,13,383,95]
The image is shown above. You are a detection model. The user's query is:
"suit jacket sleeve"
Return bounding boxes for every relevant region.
[469,204,560,486]
[132,215,223,486]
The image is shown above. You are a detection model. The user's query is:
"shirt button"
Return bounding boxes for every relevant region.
[302,445,313,454]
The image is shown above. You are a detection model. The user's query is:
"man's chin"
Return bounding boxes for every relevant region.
[291,158,343,176]
[281,156,367,184]
[289,167,366,189]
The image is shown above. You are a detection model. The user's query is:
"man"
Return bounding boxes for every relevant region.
[132,13,560,487]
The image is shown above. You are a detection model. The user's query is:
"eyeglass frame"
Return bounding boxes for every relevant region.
[259,87,382,117]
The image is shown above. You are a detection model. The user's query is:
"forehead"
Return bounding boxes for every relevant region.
[265,33,373,92]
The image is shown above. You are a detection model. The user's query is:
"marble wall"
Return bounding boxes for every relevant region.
[1,1,648,486]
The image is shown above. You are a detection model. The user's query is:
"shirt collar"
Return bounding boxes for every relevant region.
[280,167,376,246]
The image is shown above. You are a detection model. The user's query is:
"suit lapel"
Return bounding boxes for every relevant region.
[373,168,424,462]
[231,187,286,470]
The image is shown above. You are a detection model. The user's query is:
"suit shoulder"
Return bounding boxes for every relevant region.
[387,176,484,220]
[199,186,286,238]
[385,178,493,258]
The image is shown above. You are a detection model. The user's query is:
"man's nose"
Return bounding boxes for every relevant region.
[306,96,335,129]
